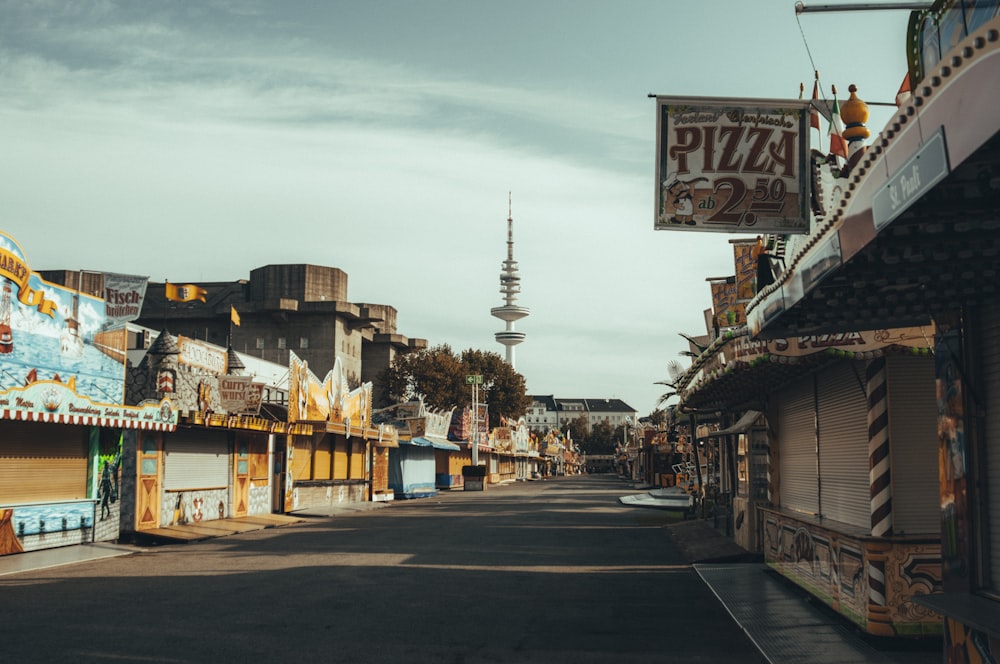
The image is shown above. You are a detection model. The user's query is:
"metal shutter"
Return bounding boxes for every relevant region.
[817,362,870,528]
[886,354,940,535]
[163,429,229,491]
[0,421,88,503]
[776,376,819,515]
[982,303,1000,594]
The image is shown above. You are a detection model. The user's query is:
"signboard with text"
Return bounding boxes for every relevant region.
[873,128,949,231]
[655,96,810,233]
[709,278,744,329]
[103,272,148,325]
[217,375,264,415]
[178,336,228,374]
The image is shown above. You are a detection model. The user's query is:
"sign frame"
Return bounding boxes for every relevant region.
[655,95,811,234]
[872,127,949,231]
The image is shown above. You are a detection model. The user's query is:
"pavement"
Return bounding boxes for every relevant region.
[0,500,397,578]
[661,515,941,664]
[1,489,942,664]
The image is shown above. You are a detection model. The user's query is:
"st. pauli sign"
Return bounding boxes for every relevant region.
[655,96,810,233]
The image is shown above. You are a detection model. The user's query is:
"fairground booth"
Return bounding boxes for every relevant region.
[0,230,176,557]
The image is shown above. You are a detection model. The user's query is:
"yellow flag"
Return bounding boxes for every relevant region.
[231,305,241,326]
[165,282,207,303]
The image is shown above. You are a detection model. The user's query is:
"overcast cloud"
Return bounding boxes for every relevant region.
[0,1,910,413]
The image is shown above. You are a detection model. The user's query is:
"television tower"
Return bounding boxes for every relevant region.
[491,194,529,368]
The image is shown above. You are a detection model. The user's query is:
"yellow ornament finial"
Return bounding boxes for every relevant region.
[841,84,870,142]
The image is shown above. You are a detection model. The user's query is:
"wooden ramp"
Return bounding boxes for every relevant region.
[136,513,304,544]
[230,514,304,527]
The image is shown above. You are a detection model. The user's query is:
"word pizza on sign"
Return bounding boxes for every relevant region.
[654,96,810,234]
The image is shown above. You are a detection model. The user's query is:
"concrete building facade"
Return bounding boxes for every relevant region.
[526,395,638,436]
[44,264,427,409]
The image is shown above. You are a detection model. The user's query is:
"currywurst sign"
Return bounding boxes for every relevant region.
[655,96,810,234]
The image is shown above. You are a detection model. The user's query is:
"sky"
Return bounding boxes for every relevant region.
[0,0,914,416]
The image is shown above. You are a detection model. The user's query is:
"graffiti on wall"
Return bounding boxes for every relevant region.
[763,512,942,635]
[0,503,96,556]
[937,329,971,587]
[164,489,228,526]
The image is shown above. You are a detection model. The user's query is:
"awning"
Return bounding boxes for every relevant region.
[2,408,176,431]
[407,436,461,451]
[705,410,763,438]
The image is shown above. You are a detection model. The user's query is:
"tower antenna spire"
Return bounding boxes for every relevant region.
[491,193,529,368]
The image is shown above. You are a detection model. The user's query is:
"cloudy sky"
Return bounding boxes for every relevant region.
[1,1,911,415]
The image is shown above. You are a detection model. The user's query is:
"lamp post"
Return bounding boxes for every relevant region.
[466,374,482,466]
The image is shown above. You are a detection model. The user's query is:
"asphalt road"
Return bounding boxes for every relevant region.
[0,475,768,663]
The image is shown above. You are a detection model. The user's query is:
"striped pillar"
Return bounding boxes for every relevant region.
[867,356,892,536]
[866,542,895,636]
[867,357,892,620]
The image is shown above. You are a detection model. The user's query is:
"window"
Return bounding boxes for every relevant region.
[277,337,287,350]
[255,338,265,350]
[300,337,309,349]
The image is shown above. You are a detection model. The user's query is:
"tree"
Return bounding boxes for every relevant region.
[565,416,588,447]
[646,409,667,427]
[382,344,531,427]
[459,348,532,427]
[383,344,465,409]
[654,358,686,409]
[583,420,617,455]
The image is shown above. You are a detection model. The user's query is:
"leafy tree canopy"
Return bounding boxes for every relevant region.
[564,416,588,446]
[581,420,618,455]
[382,344,531,427]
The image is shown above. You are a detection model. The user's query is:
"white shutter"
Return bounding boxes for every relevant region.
[163,429,230,490]
[817,362,871,528]
[886,354,940,535]
[982,303,1000,594]
[777,377,818,515]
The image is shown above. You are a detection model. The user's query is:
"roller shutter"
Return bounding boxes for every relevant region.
[163,429,230,491]
[886,354,939,535]
[982,302,1000,594]
[817,362,871,528]
[0,421,89,503]
[776,376,818,515]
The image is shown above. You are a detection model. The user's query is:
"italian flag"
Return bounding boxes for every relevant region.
[829,92,849,159]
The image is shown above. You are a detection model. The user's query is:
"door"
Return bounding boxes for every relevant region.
[233,434,250,518]
[136,432,162,531]
[272,436,286,514]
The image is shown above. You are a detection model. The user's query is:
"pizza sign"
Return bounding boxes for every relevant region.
[655,96,810,234]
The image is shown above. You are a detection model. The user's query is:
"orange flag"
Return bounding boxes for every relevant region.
[165,282,207,303]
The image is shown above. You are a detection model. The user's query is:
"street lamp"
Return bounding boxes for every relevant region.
[466,374,482,466]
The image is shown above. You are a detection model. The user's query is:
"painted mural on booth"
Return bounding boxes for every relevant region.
[0,231,175,430]
[0,231,125,401]
[287,350,371,432]
[763,512,942,636]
